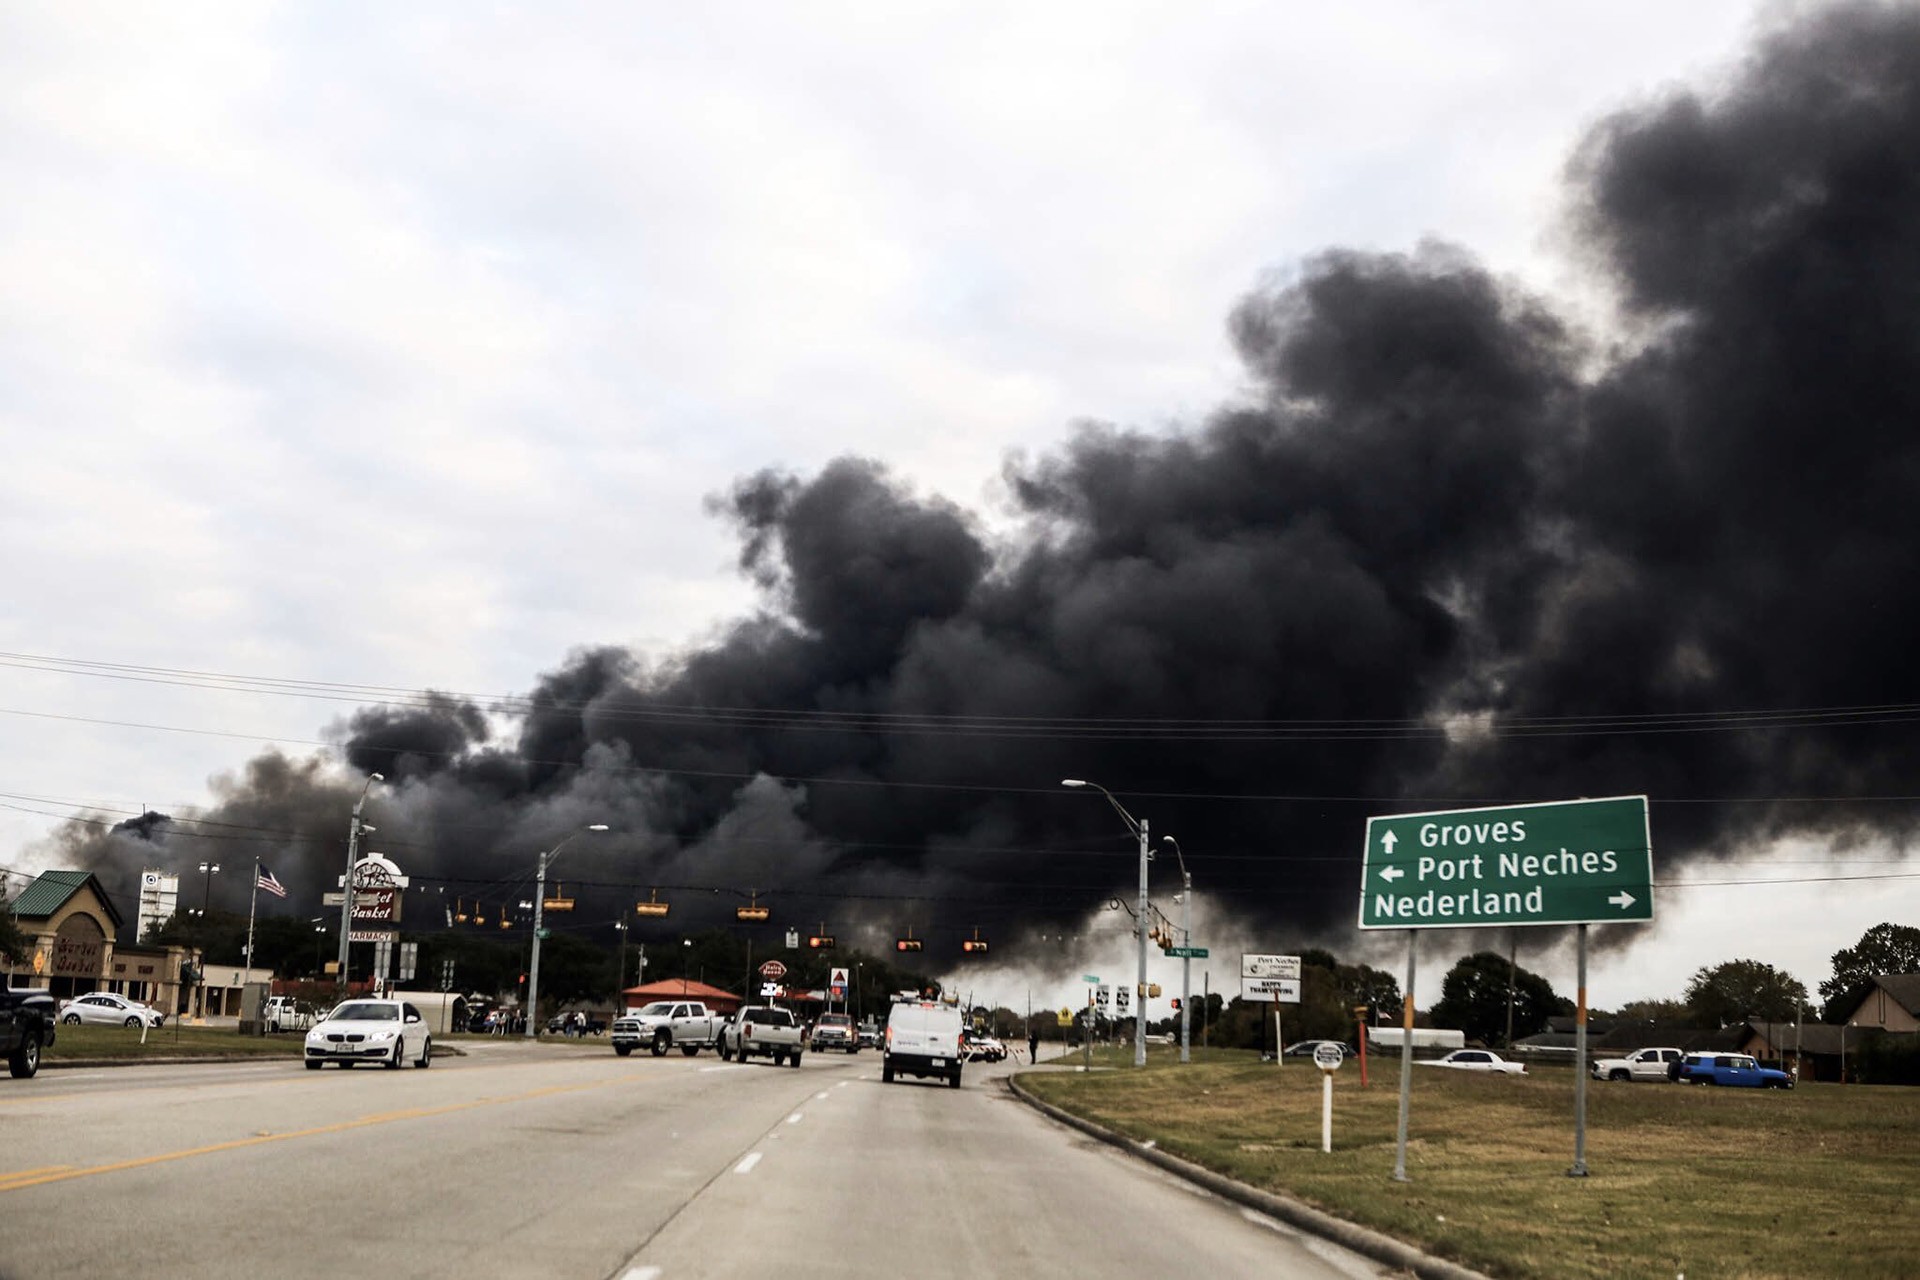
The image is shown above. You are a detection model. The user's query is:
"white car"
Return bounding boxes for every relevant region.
[59,992,166,1029]
[1419,1049,1526,1075]
[1591,1047,1683,1082]
[303,998,433,1070]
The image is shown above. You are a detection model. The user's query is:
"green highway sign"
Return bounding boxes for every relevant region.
[1358,796,1652,930]
[1083,974,1100,983]
[1163,946,1209,958]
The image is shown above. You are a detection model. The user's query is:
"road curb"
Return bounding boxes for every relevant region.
[1006,1072,1491,1280]
[44,1042,467,1070]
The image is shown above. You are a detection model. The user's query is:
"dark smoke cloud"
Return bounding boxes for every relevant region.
[45,2,1920,969]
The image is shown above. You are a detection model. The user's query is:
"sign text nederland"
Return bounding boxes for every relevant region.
[1358,796,1652,930]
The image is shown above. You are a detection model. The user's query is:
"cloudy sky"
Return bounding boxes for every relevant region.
[6,1,1914,1011]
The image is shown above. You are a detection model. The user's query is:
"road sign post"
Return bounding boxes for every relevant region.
[1315,1041,1343,1152]
[1361,795,1653,1183]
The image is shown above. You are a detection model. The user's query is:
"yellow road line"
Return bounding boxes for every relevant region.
[0,1166,75,1189]
[0,1076,629,1194]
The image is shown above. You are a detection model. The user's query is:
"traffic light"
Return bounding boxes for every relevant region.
[961,939,989,954]
[808,935,836,950]
[1170,998,1182,1011]
[895,938,923,953]
[736,905,770,922]
[636,900,669,918]
[1147,983,1162,998]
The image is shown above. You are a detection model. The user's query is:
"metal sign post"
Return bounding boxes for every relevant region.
[1362,796,1653,1182]
[1392,932,1416,1183]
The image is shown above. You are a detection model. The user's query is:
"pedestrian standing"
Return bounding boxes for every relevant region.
[1029,1029,1039,1063]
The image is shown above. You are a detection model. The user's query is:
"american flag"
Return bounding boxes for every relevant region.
[256,863,289,899]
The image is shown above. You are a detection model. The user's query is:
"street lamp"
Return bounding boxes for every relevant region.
[197,861,221,915]
[336,773,383,992]
[614,920,630,999]
[1163,836,1193,1064]
[312,919,327,976]
[525,824,609,1038]
[1062,779,1151,1068]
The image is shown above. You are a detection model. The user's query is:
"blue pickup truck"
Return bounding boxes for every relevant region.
[1676,1051,1793,1088]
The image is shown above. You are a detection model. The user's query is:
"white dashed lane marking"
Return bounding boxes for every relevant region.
[734,1153,762,1174]
[786,1112,803,1124]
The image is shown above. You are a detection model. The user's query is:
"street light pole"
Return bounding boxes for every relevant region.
[336,774,383,992]
[525,824,608,1038]
[1062,779,1151,1068]
[1163,836,1192,1064]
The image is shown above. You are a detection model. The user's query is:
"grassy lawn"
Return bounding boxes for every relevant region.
[45,1023,305,1061]
[1022,1046,1918,1280]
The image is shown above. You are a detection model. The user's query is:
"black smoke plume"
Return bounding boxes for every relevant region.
[45,2,1920,971]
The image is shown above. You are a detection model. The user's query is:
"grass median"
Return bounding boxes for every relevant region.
[1022,1046,1917,1280]
[45,1023,305,1061]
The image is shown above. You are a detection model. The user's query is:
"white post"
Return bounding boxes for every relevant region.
[1322,1071,1333,1152]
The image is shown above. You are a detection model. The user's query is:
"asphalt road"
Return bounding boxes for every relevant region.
[0,1042,1389,1280]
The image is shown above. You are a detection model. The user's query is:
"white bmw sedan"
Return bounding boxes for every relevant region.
[304,998,432,1070]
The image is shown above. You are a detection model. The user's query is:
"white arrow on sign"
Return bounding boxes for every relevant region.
[1378,866,1404,882]
[1380,831,1398,854]
[1609,891,1636,909]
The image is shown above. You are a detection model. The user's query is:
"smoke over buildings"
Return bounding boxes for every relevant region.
[43,3,1920,964]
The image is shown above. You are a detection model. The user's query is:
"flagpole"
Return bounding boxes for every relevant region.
[245,857,261,996]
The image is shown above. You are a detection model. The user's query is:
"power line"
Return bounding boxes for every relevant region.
[9,649,1920,741]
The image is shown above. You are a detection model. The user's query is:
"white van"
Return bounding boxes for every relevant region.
[884,1000,964,1088]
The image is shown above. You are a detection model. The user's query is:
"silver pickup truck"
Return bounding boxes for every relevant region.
[720,1005,804,1068]
[612,1000,726,1057]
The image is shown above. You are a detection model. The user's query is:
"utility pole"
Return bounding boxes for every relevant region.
[336,774,382,992]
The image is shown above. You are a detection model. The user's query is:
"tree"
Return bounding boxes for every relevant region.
[1819,923,1920,1020]
[1683,959,1807,1027]
[1430,951,1572,1046]
[1612,997,1694,1026]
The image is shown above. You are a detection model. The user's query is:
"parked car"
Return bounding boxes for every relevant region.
[264,996,318,1033]
[2,988,57,1079]
[1591,1047,1683,1082]
[1675,1051,1793,1088]
[303,998,433,1070]
[59,992,165,1029]
[1419,1049,1527,1075]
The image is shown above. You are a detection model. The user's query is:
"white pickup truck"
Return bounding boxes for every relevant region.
[611,1000,726,1057]
[264,996,318,1033]
[1591,1047,1684,1082]
[719,1005,804,1068]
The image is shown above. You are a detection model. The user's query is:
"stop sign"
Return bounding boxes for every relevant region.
[759,960,788,979]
